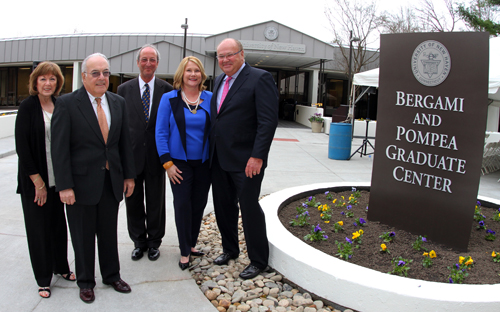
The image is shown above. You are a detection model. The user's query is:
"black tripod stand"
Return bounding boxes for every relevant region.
[349,118,374,159]
[349,88,375,159]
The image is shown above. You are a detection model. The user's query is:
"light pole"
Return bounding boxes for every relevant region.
[181,18,188,58]
[347,30,360,122]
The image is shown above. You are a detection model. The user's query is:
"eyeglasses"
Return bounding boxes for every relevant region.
[216,50,242,60]
[85,71,111,78]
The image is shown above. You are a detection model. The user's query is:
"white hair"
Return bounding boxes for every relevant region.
[82,53,110,73]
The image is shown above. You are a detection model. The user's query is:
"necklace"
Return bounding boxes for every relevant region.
[182,91,201,114]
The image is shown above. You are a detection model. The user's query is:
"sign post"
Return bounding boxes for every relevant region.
[368,32,489,251]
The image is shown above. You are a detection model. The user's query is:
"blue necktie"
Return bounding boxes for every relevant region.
[142,83,150,123]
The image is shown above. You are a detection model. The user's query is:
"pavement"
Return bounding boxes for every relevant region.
[1,120,499,311]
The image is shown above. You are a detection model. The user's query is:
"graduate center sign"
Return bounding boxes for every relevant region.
[368,32,489,251]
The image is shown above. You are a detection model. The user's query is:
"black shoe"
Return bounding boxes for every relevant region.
[148,247,160,261]
[213,252,238,265]
[190,250,205,257]
[131,247,145,261]
[239,264,263,279]
[178,261,190,271]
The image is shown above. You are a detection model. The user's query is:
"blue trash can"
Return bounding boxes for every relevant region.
[328,123,352,160]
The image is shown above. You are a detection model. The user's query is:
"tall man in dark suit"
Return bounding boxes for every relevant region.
[117,44,173,261]
[210,38,279,279]
[52,53,136,303]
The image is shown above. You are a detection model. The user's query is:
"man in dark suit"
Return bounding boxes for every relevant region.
[52,53,136,303]
[210,38,279,279]
[117,44,173,261]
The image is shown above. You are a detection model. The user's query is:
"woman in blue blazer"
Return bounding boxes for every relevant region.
[156,56,212,270]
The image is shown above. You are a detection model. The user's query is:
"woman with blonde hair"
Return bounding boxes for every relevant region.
[15,61,75,298]
[156,56,212,270]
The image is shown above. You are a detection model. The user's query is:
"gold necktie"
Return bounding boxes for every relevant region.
[96,98,109,169]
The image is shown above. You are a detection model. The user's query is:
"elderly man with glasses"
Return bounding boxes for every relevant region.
[210,38,279,279]
[52,53,136,303]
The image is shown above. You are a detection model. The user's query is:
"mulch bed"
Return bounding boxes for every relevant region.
[278,189,500,284]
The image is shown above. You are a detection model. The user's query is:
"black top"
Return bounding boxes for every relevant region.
[15,95,55,196]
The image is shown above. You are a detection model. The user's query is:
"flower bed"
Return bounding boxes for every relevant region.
[261,182,500,312]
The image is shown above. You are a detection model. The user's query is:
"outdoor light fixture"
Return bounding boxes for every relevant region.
[348,30,360,120]
[181,18,188,58]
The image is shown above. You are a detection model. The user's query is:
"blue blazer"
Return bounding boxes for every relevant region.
[156,89,212,163]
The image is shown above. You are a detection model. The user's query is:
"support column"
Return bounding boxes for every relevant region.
[310,69,319,105]
[72,61,82,91]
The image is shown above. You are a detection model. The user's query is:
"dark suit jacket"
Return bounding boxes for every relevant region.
[15,95,55,196]
[51,86,135,205]
[210,63,279,171]
[117,77,173,176]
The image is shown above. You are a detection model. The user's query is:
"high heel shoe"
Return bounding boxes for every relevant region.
[190,251,205,257]
[178,261,190,270]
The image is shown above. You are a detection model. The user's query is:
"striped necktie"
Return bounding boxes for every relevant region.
[142,83,150,122]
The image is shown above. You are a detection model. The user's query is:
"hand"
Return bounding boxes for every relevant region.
[167,165,183,185]
[34,186,47,206]
[124,179,135,197]
[245,157,263,178]
[59,189,76,205]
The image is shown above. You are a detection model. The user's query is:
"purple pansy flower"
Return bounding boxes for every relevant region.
[352,187,357,192]
[345,237,352,244]
[314,224,321,232]
[477,201,481,206]
[325,191,329,195]
[422,237,427,242]
[323,235,328,239]
[302,203,308,208]
[308,196,313,201]
[455,263,460,269]
[353,222,358,227]
[487,229,496,235]
[398,260,405,266]
[304,211,309,216]
[341,211,345,215]
[347,205,352,210]
[359,218,366,224]
[389,232,396,237]
[479,221,485,227]
[449,278,453,283]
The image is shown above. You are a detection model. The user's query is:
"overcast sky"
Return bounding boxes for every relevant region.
[0,0,408,44]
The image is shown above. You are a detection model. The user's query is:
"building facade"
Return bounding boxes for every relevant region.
[0,20,378,119]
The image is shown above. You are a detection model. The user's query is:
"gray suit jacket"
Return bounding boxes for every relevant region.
[117,77,173,175]
[51,86,135,205]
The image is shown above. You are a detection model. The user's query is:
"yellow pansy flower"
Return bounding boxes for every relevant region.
[429,250,436,258]
[381,244,387,251]
[332,199,337,204]
[352,232,360,239]
[465,258,473,266]
[320,213,324,217]
[337,221,343,226]
[324,220,330,224]
[492,251,497,257]
[459,256,465,264]
[423,252,429,257]
[359,229,364,235]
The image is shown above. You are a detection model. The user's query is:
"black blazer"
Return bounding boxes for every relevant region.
[15,95,55,196]
[117,77,173,176]
[51,86,136,205]
[209,63,279,171]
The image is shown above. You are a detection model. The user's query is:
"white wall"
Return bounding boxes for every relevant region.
[0,114,16,139]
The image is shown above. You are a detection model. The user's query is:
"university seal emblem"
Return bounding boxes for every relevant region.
[412,40,451,87]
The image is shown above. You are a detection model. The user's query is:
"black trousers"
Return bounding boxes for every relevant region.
[21,186,70,287]
[170,159,210,257]
[211,151,269,269]
[125,169,166,249]
[66,171,121,289]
